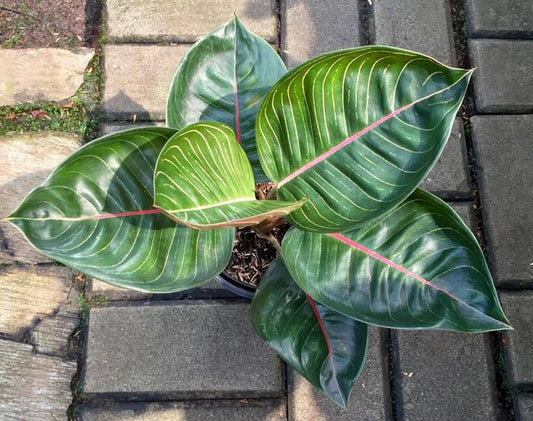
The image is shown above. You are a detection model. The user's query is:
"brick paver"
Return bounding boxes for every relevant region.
[282,0,362,69]
[421,119,470,199]
[466,0,533,38]
[372,0,455,65]
[500,292,533,385]
[395,330,499,420]
[106,0,277,42]
[101,45,189,120]
[83,301,283,398]
[517,395,533,421]
[78,400,286,420]
[469,40,533,113]
[288,328,390,421]
[471,115,533,285]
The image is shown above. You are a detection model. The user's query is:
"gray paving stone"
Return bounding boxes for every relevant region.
[83,301,283,398]
[395,330,498,420]
[102,45,189,120]
[282,0,362,69]
[0,132,80,264]
[78,400,286,420]
[0,47,94,106]
[288,327,389,421]
[421,119,470,199]
[106,0,277,43]
[99,121,165,137]
[471,115,533,285]
[469,40,533,113]
[450,201,475,231]
[87,277,237,301]
[500,292,533,385]
[517,394,533,421]
[372,0,455,65]
[466,0,533,38]
[0,339,76,420]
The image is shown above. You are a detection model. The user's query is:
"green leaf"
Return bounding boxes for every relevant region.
[5,128,234,293]
[166,16,287,182]
[282,189,510,332]
[251,258,368,407]
[154,122,305,229]
[256,46,472,232]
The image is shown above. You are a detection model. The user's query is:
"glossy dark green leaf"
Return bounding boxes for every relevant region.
[166,17,286,181]
[6,128,234,293]
[282,189,510,332]
[251,258,368,407]
[256,46,472,232]
[154,122,304,229]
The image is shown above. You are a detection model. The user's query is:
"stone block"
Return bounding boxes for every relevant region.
[0,47,94,106]
[83,301,283,398]
[421,119,470,199]
[0,265,75,338]
[450,201,475,231]
[29,306,79,357]
[288,327,389,420]
[469,40,533,113]
[372,0,455,65]
[282,0,362,69]
[466,0,533,38]
[0,339,76,419]
[99,122,165,137]
[517,394,533,421]
[106,0,277,42]
[78,400,286,420]
[102,45,189,120]
[0,132,80,264]
[395,330,498,420]
[500,292,533,385]
[471,115,533,285]
[87,277,236,301]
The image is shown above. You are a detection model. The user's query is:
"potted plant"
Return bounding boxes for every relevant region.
[3,18,510,407]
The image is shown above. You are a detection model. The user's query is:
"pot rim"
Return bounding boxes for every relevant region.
[216,271,256,299]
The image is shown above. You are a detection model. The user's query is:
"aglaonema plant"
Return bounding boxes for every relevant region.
[3,18,510,408]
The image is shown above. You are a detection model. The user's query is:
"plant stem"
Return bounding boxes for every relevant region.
[253,228,283,256]
[0,6,40,20]
[266,186,277,200]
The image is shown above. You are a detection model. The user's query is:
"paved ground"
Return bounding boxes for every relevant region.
[0,0,532,420]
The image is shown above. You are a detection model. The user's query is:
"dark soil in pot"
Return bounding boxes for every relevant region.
[217,183,289,298]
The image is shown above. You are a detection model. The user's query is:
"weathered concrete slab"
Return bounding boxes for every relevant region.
[421,119,470,199]
[0,48,94,106]
[471,115,533,285]
[395,330,498,420]
[466,0,533,38]
[29,306,79,357]
[0,265,74,338]
[83,301,283,398]
[469,40,533,113]
[516,394,533,421]
[0,339,76,419]
[99,122,166,137]
[288,327,389,420]
[0,132,80,264]
[105,0,277,42]
[500,292,533,385]
[102,45,189,120]
[372,0,455,65]
[282,0,361,69]
[78,400,286,420]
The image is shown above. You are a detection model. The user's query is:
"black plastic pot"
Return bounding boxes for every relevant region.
[216,272,256,299]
